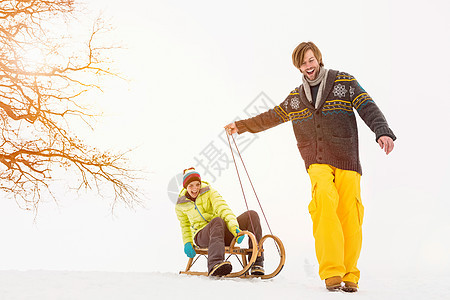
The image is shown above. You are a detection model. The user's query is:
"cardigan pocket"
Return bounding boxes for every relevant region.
[297,140,314,148]
[330,136,352,144]
[329,136,354,159]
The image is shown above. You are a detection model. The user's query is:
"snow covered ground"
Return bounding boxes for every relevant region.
[1,270,449,300]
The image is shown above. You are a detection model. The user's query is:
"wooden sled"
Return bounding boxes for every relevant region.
[179,230,285,279]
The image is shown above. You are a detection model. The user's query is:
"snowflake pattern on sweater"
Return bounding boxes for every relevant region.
[291,97,300,109]
[333,83,347,98]
[349,86,355,98]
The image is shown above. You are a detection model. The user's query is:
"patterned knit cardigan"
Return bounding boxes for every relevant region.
[235,69,396,175]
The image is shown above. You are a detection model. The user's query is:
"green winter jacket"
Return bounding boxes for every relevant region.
[175,181,239,245]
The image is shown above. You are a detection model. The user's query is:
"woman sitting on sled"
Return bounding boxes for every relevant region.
[175,167,264,277]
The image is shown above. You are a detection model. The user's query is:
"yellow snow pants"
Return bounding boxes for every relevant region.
[307,164,364,283]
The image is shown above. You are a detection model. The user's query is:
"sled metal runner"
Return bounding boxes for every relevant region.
[179,230,286,279]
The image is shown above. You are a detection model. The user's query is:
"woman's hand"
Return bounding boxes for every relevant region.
[184,242,196,258]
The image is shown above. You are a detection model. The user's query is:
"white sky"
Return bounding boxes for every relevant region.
[1,0,449,277]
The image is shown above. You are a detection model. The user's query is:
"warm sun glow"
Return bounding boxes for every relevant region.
[20,46,48,72]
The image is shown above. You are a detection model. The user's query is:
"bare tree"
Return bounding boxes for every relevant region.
[0,0,141,211]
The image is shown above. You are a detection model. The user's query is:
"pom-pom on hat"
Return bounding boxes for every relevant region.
[183,167,201,188]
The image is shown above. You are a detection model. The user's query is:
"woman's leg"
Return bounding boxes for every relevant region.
[235,210,264,266]
[195,217,227,273]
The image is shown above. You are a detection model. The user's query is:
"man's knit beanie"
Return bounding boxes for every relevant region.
[183,167,201,188]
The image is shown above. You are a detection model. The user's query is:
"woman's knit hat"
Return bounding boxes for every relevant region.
[183,167,201,188]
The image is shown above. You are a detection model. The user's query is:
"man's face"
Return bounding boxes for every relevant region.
[186,181,201,198]
[299,49,320,80]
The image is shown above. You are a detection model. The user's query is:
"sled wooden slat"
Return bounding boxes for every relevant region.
[194,246,256,255]
[179,230,285,279]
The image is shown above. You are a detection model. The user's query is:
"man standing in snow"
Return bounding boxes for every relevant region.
[224,41,396,292]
